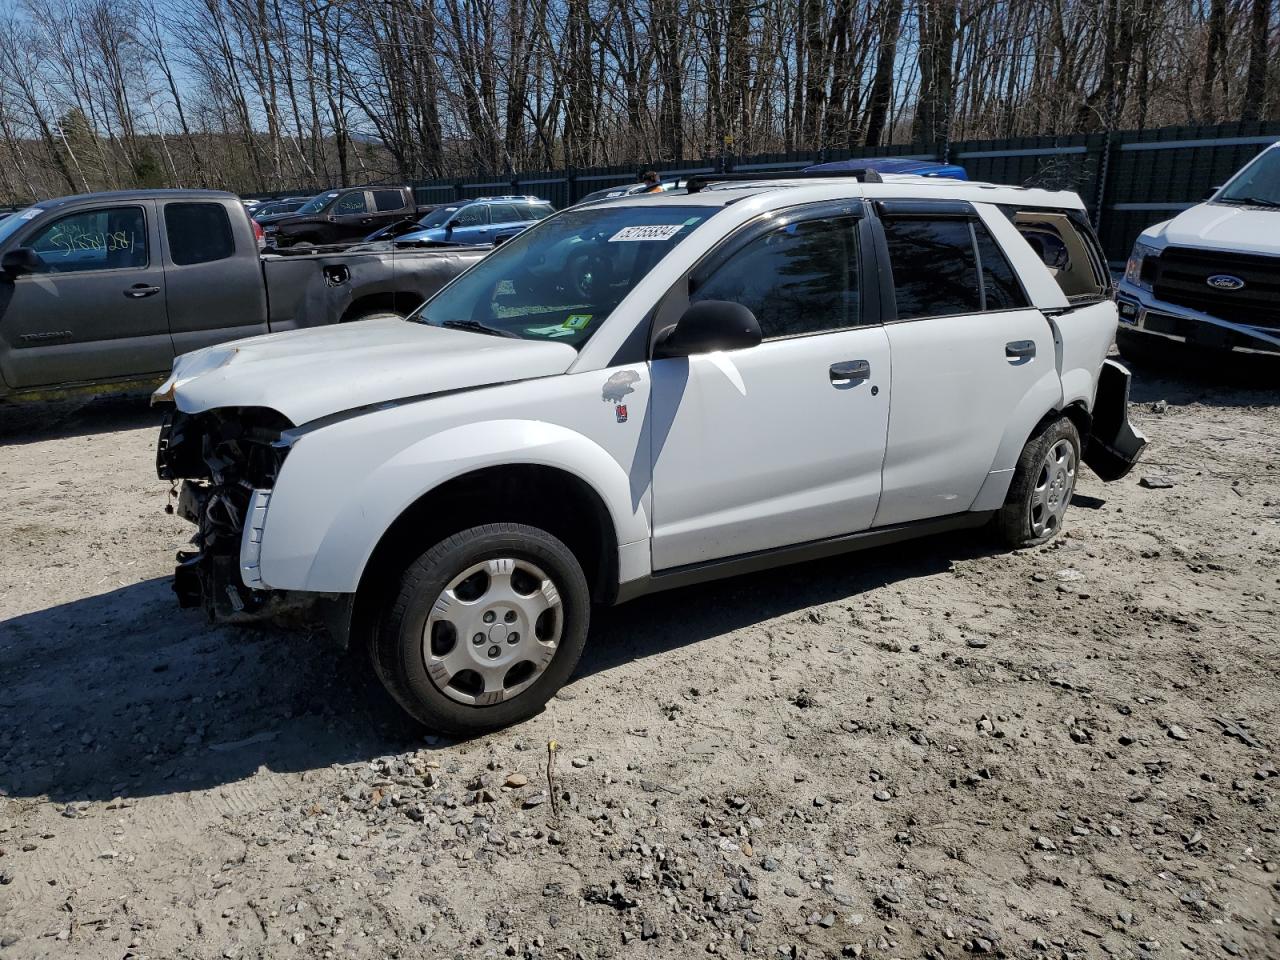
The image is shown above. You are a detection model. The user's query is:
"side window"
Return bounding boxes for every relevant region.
[1013,211,1109,301]
[333,192,368,215]
[372,189,405,212]
[165,202,235,266]
[453,204,488,227]
[974,222,1030,310]
[692,216,860,338]
[522,204,552,220]
[25,207,147,273]
[882,218,981,319]
[487,203,520,223]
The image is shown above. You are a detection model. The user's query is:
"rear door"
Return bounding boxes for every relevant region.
[448,203,490,244]
[485,202,522,242]
[0,201,172,389]
[871,201,1061,526]
[649,206,891,569]
[370,189,412,232]
[161,199,268,356]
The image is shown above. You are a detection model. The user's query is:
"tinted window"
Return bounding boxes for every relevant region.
[522,204,552,220]
[974,223,1029,310]
[333,192,368,215]
[165,202,235,265]
[693,217,859,339]
[453,204,488,227]
[26,207,147,273]
[372,189,405,212]
[883,218,980,319]
[487,203,520,223]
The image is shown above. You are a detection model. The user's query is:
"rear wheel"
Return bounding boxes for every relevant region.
[995,417,1080,548]
[370,523,590,734]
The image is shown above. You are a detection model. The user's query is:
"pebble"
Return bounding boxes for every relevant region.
[873,790,891,802]
[1167,724,1190,742]
[505,773,529,788]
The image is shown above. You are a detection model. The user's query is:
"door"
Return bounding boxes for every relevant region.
[0,202,172,389]
[484,202,522,243]
[447,203,490,244]
[370,189,411,232]
[872,205,1060,527]
[649,211,891,570]
[329,190,375,240]
[161,200,268,356]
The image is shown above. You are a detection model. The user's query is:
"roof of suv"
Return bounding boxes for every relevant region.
[598,174,1085,213]
[33,189,239,210]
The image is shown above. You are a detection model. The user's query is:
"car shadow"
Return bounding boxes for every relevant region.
[0,391,162,446]
[0,531,995,804]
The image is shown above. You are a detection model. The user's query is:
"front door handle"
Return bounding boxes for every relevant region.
[830,360,871,383]
[1006,340,1036,361]
[124,284,160,299]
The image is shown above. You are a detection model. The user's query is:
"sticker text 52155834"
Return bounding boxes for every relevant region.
[609,225,683,242]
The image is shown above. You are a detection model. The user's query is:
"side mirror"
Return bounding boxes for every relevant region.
[1203,185,1223,201]
[654,300,762,359]
[1,247,41,277]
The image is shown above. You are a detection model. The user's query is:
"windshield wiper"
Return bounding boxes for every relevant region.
[1218,195,1280,208]
[439,319,521,339]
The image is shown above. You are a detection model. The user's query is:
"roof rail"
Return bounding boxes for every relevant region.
[685,168,883,194]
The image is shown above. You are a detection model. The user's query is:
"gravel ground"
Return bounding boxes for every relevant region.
[0,366,1277,960]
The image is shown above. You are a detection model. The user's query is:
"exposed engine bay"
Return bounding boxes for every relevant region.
[156,405,297,622]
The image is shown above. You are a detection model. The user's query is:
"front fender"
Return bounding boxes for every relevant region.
[258,418,650,593]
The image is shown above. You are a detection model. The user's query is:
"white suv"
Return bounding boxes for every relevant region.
[155,171,1146,734]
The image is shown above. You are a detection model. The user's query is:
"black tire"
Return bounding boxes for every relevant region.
[995,416,1081,549]
[370,523,590,734]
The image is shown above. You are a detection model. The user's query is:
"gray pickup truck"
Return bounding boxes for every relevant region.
[0,189,485,401]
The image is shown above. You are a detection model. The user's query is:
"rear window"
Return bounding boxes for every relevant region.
[165,203,234,265]
[521,203,552,220]
[372,189,406,212]
[487,203,520,223]
[1011,210,1110,301]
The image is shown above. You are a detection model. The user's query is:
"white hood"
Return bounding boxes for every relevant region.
[1148,202,1280,256]
[154,318,579,425]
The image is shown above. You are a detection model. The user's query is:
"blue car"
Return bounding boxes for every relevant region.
[377,196,554,245]
[803,158,968,179]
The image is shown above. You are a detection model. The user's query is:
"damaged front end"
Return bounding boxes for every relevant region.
[156,405,302,623]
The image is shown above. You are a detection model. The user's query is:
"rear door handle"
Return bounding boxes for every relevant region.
[1005,340,1036,361]
[124,284,160,299]
[830,360,871,383]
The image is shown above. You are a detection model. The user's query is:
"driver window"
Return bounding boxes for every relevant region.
[333,192,368,215]
[26,207,148,273]
[453,205,488,227]
[692,216,860,338]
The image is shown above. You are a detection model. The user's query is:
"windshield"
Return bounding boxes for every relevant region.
[416,205,461,229]
[0,207,38,246]
[414,204,712,348]
[1217,148,1280,207]
[295,193,337,215]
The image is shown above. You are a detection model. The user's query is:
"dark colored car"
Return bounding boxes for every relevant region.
[252,197,312,222]
[264,186,427,248]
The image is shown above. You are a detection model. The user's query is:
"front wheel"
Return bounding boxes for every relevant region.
[995,417,1080,548]
[370,523,590,734]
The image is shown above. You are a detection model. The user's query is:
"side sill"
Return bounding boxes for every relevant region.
[614,511,994,604]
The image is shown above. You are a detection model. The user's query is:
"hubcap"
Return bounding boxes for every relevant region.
[422,558,563,706]
[1029,438,1076,538]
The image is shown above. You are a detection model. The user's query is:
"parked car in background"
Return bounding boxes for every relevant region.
[1115,140,1280,360]
[155,169,1145,734]
[0,190,486,401]
[265,185,428,248]
[385,196,554,246]
[576,180,683,204]
[252,197,312,221]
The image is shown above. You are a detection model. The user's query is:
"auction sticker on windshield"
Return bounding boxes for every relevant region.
[610,224,684,242]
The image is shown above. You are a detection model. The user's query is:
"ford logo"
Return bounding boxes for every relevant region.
[1206,274,1245,291]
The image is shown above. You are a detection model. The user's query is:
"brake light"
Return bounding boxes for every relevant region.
[252,217,265,249]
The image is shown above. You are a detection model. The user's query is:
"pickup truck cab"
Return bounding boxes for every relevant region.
[0,190,484,401]
[1116,140,1280,358]
[265,185,424,248]
[155,171,1146,734]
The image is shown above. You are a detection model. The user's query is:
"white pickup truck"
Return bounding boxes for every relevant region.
[154,170,1146,734]
[1116,140,1280,358]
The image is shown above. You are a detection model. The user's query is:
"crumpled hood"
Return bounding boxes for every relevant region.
[154,318,579,425]
[1150,203,1280,255]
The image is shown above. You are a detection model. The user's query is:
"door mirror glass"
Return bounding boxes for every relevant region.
[1,247,42,276]
[654,300,762,359]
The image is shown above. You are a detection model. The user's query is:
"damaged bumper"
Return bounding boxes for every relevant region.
[1083,359,1148,482]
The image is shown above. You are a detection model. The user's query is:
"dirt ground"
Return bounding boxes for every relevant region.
[0,363,1277,960]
